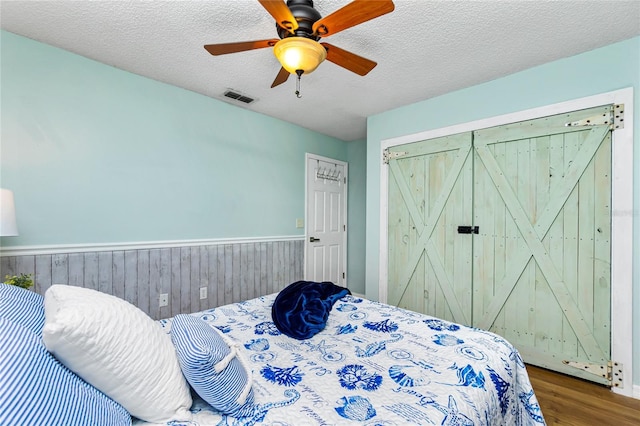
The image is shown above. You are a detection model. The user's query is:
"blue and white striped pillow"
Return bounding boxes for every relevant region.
[0,283,44,336]
[0,317,131,426]
[171,314,256,417]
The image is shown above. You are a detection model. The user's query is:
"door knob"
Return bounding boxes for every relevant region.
[309,237,320,242]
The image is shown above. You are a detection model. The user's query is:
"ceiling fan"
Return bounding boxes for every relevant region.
[204,0,395,91]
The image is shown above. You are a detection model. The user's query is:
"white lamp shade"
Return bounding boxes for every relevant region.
[0,189,19,236]
[273,37,327,75]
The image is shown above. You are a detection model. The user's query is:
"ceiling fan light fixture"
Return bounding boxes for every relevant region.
[273,37,327,75]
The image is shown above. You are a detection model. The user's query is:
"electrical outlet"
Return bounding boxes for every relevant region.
[159,293,168,307]
[200,287,207,300]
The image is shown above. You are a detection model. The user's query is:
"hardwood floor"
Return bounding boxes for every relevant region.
[526,364,640,425]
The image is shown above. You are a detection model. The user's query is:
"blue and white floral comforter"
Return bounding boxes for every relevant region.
[141,293,545,425]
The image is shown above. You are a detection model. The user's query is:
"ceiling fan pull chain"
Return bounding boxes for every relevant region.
[295,69,303,98]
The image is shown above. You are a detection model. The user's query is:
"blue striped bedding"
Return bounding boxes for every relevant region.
[138,293,545,425]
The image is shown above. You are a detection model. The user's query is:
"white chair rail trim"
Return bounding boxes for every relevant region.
[0,236,305,257]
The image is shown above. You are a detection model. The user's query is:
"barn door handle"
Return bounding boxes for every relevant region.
[309,237,320,242]
[457,226,479,234]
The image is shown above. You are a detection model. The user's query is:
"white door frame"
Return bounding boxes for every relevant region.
[305,153,348,285]
[379,88,634,397]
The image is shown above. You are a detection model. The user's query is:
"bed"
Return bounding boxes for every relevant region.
[149,290,545,425]
[0,282,545,426]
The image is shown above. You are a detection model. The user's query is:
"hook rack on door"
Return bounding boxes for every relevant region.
[316,165,342,182]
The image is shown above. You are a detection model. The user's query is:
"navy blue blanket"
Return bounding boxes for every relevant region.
[271,281,351,340]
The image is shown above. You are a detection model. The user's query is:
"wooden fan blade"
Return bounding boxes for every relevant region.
[258,0,299,34]
[321,43,377,76]
[271,67,290,88]
[204,39,279,55]
[313,0,394,38]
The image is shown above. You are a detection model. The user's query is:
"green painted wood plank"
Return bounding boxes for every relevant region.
[492,142,507,296]
[562,131,580,358]
[453,147,473,320]
[592,133,612,359]
[577,136,596,331]
[528,137,548,342]
[387,159,414,306]
[397,155,419,311]
[534,136,551,224]
[501,139,520,343]
[517,139,534,342]
[431,152,449,320]
[398,155,422,313]
[472,146,495,325]
[542,134,565,356]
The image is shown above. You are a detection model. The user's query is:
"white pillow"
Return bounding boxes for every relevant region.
[42,285,192,423]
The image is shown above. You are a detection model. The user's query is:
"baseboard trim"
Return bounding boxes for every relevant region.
[634,384,640,400]
[0,235,304,256]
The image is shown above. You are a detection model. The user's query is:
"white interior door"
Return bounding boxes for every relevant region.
[305,154,347,286]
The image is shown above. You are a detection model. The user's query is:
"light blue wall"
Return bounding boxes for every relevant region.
[0,31,348,246]
[366,36,640,385]
[346,138,366,294]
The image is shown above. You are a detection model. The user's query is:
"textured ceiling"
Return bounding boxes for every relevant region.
[1,0,639,141]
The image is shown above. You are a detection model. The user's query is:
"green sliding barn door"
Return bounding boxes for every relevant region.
[387,105,613,384]
[387,132,474,326]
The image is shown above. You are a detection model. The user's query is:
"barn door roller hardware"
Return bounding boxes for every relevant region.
[457,226,479,234]
[564,104,624,130]
[563,360,624,388]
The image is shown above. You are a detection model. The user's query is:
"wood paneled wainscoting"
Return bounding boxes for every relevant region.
[0,237,304,320]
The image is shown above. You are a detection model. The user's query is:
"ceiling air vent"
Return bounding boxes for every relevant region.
[223,90,255,104]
